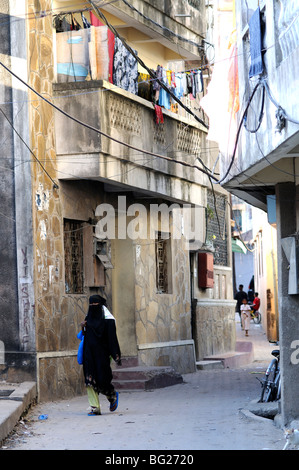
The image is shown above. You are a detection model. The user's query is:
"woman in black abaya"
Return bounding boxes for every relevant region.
[82,295,121,415]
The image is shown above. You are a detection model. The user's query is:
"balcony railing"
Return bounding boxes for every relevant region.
[53,13,208,125]
[53,79,209,204]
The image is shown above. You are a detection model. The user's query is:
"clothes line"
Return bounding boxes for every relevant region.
[53,11,207,113]
[139,66,204,111]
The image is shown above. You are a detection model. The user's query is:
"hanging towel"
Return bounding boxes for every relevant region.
[90,12,115,84]
[154,104,164,124]
[248,7,264,78]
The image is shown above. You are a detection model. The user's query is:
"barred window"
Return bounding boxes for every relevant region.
[156,232,172,294]
[64,219,84,294]
[206,191,228,266]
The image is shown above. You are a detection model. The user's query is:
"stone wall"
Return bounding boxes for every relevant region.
[194,300,236,360]
[134,211,196,374]
[27,0,87,401]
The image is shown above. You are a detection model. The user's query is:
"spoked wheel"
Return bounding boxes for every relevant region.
[259,362,278,402]
[253,312,261,324]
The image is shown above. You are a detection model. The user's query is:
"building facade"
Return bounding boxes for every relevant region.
[0,0,235,401]
[218,0,299,426]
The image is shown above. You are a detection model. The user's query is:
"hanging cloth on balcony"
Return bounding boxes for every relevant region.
[154,104,164,124]
[113,37,138,95]
[248,7,264,78]
[90,12,115,84]
[138,73,152,101]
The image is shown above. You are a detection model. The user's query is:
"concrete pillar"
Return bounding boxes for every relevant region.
[276,182,299,426]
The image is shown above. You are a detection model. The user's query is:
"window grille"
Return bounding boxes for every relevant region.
[64,219,84,294]
[206,191,228,266]
[156,232,171,293]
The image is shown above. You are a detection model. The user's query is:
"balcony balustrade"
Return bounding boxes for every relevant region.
[53,79,209,205]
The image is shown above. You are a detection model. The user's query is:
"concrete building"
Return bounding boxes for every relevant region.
[0,0,235,401]
[250,205,279,343]
[231,194,279,343]
[214,0,299,426]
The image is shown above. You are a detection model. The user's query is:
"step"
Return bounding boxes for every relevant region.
[202,341,254,369]
[196,360,224,371]
[112,356,139,369]
[112,365,183,391]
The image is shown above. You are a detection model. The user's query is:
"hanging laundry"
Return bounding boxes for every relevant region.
[200,30,239,157]
[152,65,162,102]
[248,7,264,78]
[71,14,81,31]
[186,73,193,95]
[89,26,110,81]
[53,14,71,33]
[157,66,171,110]
[190,71,202,99]
[174,72,187,100]
[227,31,239,117]
[90,12,115,84]
[56,28,90,82]
[81,12,91,29]
[154,104,164,124]
[138,73,152,101]
[113,37,138,95]
[158,88,171,109]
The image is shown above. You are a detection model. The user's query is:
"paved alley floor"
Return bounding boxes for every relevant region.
[1,318,286,451]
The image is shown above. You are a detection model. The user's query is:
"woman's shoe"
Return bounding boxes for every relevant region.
[88,406,101,416]
[110,392,119,412]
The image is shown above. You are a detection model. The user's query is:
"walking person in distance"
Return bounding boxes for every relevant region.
[240,298,251,337]
[234,284,248,328]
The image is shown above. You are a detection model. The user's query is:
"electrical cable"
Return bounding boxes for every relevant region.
[89,1,209,129]
[0,60,218,182]
[215,79,263,185]
[262,78,299,126]
[120,0,212,49]
[0,106,59,189]
[243,82,265,134]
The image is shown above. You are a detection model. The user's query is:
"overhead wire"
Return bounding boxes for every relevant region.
[89,0,209,129]
[0,105,59,189]
[1,1,215,182]
[215,79,263,185]
[6,1,296,210]
[120,0,212,49]
[0,59,218,182]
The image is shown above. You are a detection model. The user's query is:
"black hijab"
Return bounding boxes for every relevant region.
[86,295,107,338]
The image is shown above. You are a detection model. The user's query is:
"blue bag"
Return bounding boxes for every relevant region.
[77,331,84,365]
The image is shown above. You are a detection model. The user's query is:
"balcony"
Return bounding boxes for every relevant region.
[52,1,210,205]
[53,79,209,206]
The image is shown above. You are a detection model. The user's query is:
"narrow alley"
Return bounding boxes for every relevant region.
[2,317,286,451]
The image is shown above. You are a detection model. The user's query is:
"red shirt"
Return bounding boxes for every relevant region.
[253,297,260,311]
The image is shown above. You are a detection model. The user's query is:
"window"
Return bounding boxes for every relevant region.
[64,219,84,294]
[156,232,172,294]
[207,191,228,266]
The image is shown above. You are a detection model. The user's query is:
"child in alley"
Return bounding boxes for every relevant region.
[240,298,251,337]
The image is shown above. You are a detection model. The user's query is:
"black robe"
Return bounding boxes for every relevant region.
[83,303,121,397]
